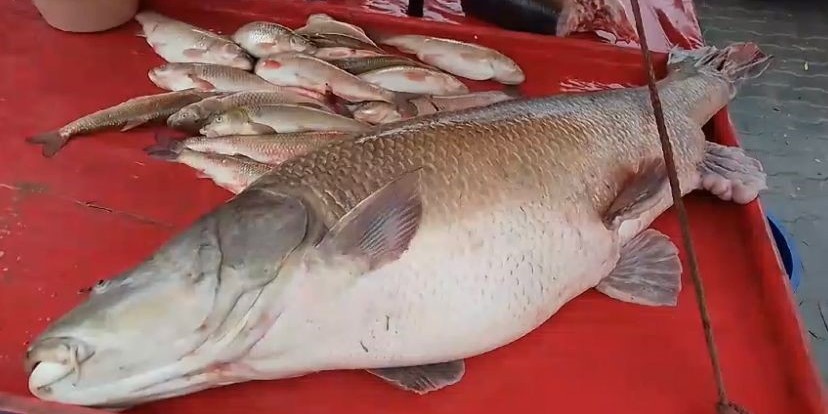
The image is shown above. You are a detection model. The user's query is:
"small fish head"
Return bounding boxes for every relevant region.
[200,109,249,137]
[209,43,254,70]
[288,35,317,53]
[167,108,204,131]
[351,102,402,124]
[491,57,526,85]
[148,63,194,91]
[26,191,311,407]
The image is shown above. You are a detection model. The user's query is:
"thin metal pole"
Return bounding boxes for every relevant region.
[625,0,750,413]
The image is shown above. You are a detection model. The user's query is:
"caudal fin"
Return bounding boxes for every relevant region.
[26,131,69,158]
[667,43,773,87]
[144,132,184,161]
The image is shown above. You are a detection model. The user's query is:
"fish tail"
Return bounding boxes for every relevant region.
[144,132,184,161]
[26,131,69,158]
[667,43,773,87]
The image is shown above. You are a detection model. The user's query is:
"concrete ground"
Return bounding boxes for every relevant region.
[696,0,828,381]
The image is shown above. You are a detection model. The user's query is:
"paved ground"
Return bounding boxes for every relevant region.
[696,0,828,381]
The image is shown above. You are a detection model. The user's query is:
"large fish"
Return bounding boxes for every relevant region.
[26,90,218,157]
[200,104,370,137]
[24,43,769,408]
[167,90,333,132]
[377,34,525,85]
[254,52,397,103]
[149,63,284,92]
[135,11,254,70]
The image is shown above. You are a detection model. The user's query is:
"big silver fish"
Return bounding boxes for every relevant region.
[26,90,218,157]
[150,63,283,93]
[231,21,317,58]
[24,43,770,408]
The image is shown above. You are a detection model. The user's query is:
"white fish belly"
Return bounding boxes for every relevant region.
[243,202,620,377]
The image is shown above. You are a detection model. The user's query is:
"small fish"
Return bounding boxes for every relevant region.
[377,34,525,84]
[231,21,317,58]
[135,11,253,70]
[159,131,350,165]
[149,62,284,92]
[358,66,469,95]
[145,142,272,194]
[295,13,377,46]
[26,90,218,157]
[168,90,334,132]
[255,52,396,103]
[200,104,370,137]
[350,91,516,124]
[328,54,432,75]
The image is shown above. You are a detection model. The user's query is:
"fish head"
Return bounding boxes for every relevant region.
[491,57,526,85]
[208,43,254,71]
[149,63,198,91]
[25,190,311,408]
[200,108,249,137]
[167,106,207,131]
[350,101,402,124]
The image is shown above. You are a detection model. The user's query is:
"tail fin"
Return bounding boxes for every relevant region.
[26,131,69,158]
[556,0,639,43]
[667,43,773,87]
[144,132,184,161]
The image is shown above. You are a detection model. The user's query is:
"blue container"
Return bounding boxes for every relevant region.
[766,213,804,292]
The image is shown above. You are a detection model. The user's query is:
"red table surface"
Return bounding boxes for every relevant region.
[0,1,824,413]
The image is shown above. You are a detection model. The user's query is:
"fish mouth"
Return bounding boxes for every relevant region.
[26,337,95,394]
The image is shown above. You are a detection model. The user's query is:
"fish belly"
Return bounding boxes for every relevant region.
[243,203,619,378]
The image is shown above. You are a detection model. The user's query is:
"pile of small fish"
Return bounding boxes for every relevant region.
[26,10,525,194]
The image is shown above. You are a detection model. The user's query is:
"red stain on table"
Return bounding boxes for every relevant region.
[0,1,823,413]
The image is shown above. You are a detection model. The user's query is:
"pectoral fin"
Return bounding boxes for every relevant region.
[368,360,465,394]
[596,229,682,306]
[602,158,667,230]
[317,169,423,271]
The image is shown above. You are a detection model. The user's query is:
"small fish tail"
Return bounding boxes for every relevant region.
[26,131,69,158]
[144,132,184,161]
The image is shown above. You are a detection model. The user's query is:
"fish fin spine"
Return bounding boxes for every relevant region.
[596,229,682,306]
[667,43,772,88]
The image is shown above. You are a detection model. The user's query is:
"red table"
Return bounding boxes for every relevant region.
[0,1,822,413]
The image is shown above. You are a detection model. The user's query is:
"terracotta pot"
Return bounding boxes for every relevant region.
[32,0,140,33]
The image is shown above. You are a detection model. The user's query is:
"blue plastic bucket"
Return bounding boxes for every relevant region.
[766,213,804,292]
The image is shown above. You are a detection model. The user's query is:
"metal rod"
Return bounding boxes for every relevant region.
[625,1,749,413]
